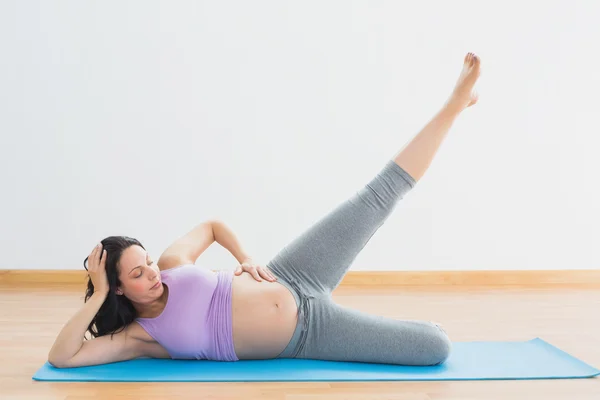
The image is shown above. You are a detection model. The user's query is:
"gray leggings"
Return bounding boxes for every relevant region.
[266,160,451,366]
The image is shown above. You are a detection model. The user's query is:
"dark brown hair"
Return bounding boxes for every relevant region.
[83,236,145,340]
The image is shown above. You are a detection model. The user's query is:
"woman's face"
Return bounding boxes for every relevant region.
[116,245,163,302]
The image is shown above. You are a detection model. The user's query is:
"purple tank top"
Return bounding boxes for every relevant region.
[135,264,238,361]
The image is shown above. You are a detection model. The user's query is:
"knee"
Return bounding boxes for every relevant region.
[427,325,452,366]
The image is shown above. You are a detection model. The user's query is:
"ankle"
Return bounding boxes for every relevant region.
[441,100,464,117]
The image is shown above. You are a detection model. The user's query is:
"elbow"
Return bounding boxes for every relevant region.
[48,358,66,369]
[47,353,70,369]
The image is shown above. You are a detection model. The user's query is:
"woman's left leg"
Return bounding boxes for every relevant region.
[296,295,451,366]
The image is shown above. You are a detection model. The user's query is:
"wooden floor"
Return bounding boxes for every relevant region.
[2,283,600,399]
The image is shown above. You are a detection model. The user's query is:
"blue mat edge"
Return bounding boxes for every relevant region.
[31,376,600,382]
[32,337,600,382]
[530,337,600,377]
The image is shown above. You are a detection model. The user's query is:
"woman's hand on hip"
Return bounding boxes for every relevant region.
[234,257,277,282]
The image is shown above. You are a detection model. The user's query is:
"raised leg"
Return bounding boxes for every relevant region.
[394,52,481,183]
[267,159,416,295]
[267,52,482,295]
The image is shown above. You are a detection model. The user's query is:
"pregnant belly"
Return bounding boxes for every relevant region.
[231,272,299,359]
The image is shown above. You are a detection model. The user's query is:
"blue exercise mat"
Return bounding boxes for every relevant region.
[33,338,599,382]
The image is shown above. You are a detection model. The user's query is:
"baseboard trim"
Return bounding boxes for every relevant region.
[340,270,600,288]
[1,269,599,288]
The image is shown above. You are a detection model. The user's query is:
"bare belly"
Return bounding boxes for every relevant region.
[231,271,299,359]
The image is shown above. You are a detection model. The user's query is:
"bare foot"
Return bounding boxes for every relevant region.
[446,52,481,112]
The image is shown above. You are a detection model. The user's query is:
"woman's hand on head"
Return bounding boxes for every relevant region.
[87,243,110,294]
[234,257,277,282]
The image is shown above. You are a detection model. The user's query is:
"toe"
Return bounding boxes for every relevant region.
[471,55,481,74]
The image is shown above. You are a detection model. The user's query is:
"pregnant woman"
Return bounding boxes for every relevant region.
[48,52,481,368]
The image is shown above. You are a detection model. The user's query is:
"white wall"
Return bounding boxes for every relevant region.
[1,0,598,271]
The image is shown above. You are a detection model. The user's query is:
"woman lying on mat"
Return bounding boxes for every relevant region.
[48,52,481,369]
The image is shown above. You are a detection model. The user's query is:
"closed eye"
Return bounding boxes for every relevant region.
[136,261,154,278]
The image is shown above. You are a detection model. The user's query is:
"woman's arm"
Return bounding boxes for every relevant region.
[157,221,216,269]
[48,291,107,366]
[213,220,277,282]
[48,291,145,368]
[212,220,251,264]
